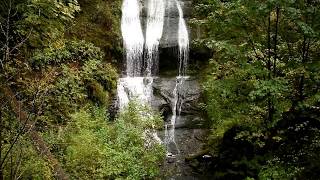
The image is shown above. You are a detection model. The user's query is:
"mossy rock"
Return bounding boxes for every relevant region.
[87,81,109,106]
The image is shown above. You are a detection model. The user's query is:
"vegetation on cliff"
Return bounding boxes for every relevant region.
[0,0,164,179]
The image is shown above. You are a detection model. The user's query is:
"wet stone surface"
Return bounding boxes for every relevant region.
[158,128,210,179]
[152,76,211,179]
[151,76,203,116]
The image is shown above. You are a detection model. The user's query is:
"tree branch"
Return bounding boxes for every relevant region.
[0,86,69,180]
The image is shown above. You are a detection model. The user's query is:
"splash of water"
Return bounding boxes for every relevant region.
[145,0,166,76]
[121,0,144,77]
[117,77,153,109]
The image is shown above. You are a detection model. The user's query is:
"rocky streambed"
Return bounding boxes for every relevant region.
[151,76,212,179]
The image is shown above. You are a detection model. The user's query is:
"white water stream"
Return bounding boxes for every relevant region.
[145,0,166,76]
[117,77,153,109]
[176,0,189,77]
[119,0,189,157]
[119,0,165,109]
[164,0,189,155]
[121,0,144,77]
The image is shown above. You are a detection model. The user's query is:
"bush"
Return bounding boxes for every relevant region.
[49,103,165,179]
[1,136,53,179]
[31,40,104,69]
[26,41,118,124]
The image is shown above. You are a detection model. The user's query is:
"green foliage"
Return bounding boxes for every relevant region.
[258,159,300,180]
[67,0,122,61]
[19,0,80,47]
[20,40,118,124]
[46,103,164,179]
[87,81,109,106]
[81,58,118,91]
[193,0,320,178]
[39,59,117,123]
[18,0,80,47]
[1,129,53,179]
[5,138,54,179]
[0,109,53,179]
[31,40,104,68]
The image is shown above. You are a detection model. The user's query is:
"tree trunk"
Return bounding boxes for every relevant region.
[0,110,3,180]
[267,10,273,124]
[273,6,280,74]
[0,86,69,180]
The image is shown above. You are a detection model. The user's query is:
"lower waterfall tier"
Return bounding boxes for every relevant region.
[117,77,153,109]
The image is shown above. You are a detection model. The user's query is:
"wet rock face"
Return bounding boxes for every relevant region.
[151,76,204,127]
[158,128,211,178]
[152,76,201,112]
[159,0,192,48]
[152,76,210,178]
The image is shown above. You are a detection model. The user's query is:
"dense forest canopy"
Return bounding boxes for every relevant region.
[191,0,320,179]
[0,0,319,179]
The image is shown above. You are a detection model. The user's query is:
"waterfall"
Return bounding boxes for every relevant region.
[145,0,166,76]
[119,0,189,156]
[176,0,189,77]
[174,0,189,120]
[164,0,189,155]
[118,0,165,109]
[119,0,149,109]
[121,0,144,77]
[117,77,153,109]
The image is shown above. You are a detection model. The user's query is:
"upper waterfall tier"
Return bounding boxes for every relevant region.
[121,0,144,77]
[141,0,192,48]
[118,0,190,109]
[145,0,166,76]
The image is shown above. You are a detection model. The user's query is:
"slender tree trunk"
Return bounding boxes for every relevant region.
[0,1,68,178]
[0,109,3,180]
[0,87,69,180]
[267,10,273,123]
[267,10,271,78]
[298,0,313,101]
[10,153,13,179]
[273,6,280,75]
[299,35,308,101]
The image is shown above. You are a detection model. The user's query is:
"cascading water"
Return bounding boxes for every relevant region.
[118,0,158,109]
[117,77,153,109]
[118,1,204,176]
[176,0,189,77]
[145,0,166,76]
[164,0,189,155]
[119,0,189,159]
[121,0,144,77]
